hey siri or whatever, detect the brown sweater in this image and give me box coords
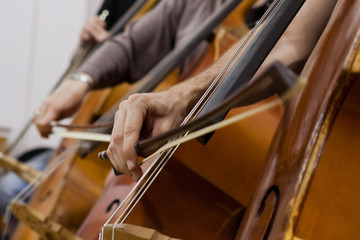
[77,0,224,89]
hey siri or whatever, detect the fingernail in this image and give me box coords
[130,171,140,181]
[126,160,135,170]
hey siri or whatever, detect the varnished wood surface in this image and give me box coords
[174,97,283,206]
[9,85,129,239]
[295,76,360,239]
[234,1,360,239]
[80,159,244,240]
[0,137,6,152]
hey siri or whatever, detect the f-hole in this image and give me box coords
[105,199,121,214]
[257,185,280,240]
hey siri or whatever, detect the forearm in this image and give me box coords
[172,0,337,115]
[169,38,245,114]
[253,0,337,80]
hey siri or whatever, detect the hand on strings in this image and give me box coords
[80,16,109,43]
[33,79,91,138]
[105,89,189,181]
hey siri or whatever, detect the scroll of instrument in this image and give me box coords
[233,0,360,239]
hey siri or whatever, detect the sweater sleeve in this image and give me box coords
[77,0,185,89]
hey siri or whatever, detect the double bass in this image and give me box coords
[7,0,251,239]
[234,0,360,239]
[75,0,273,239]
[95,0,351,239]
[82,0,313,239]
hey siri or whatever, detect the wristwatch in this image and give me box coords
[67,72,94,89]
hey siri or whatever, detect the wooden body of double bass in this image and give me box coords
[234,1,360,239]
[9,85,130,240]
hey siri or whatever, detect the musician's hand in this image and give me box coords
[105,89,189,181]
[34,79,90,138]
[80,16,109,43]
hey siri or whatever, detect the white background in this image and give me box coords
[0,0,101,156]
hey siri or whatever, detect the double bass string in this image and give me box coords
[185,0,281,122]
[10,144,78,201]
[50,74,307,166]
[138,76,306,166]
[1,143,80,237]
[99,0,283,237]
[107,0,282,228]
